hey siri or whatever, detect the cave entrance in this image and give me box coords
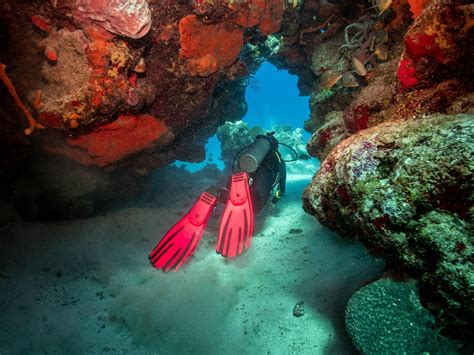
[244,61,310,139]
[241,61,319,177]
[175,61,317,174]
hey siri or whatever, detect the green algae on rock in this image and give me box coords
[303,113,474,338]
[345,278,461,354]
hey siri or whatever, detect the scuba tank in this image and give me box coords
[234,132,286,212]
[238,135,274,173]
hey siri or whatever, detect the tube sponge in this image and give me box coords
[0,63,44,135]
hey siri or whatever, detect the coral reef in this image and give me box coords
[346,278,460,353]
[0,0,472,349]
[0,0,286,175]
[303,113,473,337]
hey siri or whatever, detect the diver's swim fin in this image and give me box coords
[149,192,217,272]
[216,172,254,258]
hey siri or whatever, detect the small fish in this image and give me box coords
[352,57,367,76]
[372,0,392,15]
[134,57,146,73]
[342,72,359,88]
[374,44,388,61]
[320,70,342,89]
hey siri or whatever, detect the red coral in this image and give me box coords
[45,48,58,62]
[45,115,171,166]
[407,0,430,19]
[84,26,113,69]
[343,105,371,133]
[234,0,285,35]
[405,33,445,64]
[317,128,332,148]
[38,112,62,129]
[397,58,419,89]
[373,215,390,231]
[234,0,264,28]
[179,15,243,76]
[336,185,352,205]
[258,0,285,35]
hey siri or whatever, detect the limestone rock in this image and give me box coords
[303,113,474,336]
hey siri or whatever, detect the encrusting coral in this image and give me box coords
[303,113,474,338]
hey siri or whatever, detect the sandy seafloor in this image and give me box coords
[0,168,384,354]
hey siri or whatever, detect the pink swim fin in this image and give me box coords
[216,172,254,258]
[149,192,217,272]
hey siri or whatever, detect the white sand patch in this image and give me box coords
[0,177,383,354]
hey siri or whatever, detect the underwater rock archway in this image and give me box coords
[0,0,472,351]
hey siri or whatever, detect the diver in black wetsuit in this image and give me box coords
[238,132,287,212]
[149,132,293,271]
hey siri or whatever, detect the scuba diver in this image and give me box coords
[149,132,295,272]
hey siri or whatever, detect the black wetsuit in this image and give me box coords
[208,134,286,213]
[248,135,286,213]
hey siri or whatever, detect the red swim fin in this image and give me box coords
[216,172,254,258]
[149,192,217,272]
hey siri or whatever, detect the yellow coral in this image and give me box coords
[107,41,130,78]
[0,63,44,135]
[425,17,453,51]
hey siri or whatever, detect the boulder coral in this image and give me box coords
[303,113,474,337]
[346,278,460,353]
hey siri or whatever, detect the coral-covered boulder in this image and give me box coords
[303,114,474,337]
[307,111,349,161]
[45,115,173,167]
[346,279,460,353]
[179,15,244,76]
[73,0,152,38]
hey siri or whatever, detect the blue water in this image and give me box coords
[244,61,310,135]
[176,61,310,172]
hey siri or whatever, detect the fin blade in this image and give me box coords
[149,192,217,271]
[217,172,254,258]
